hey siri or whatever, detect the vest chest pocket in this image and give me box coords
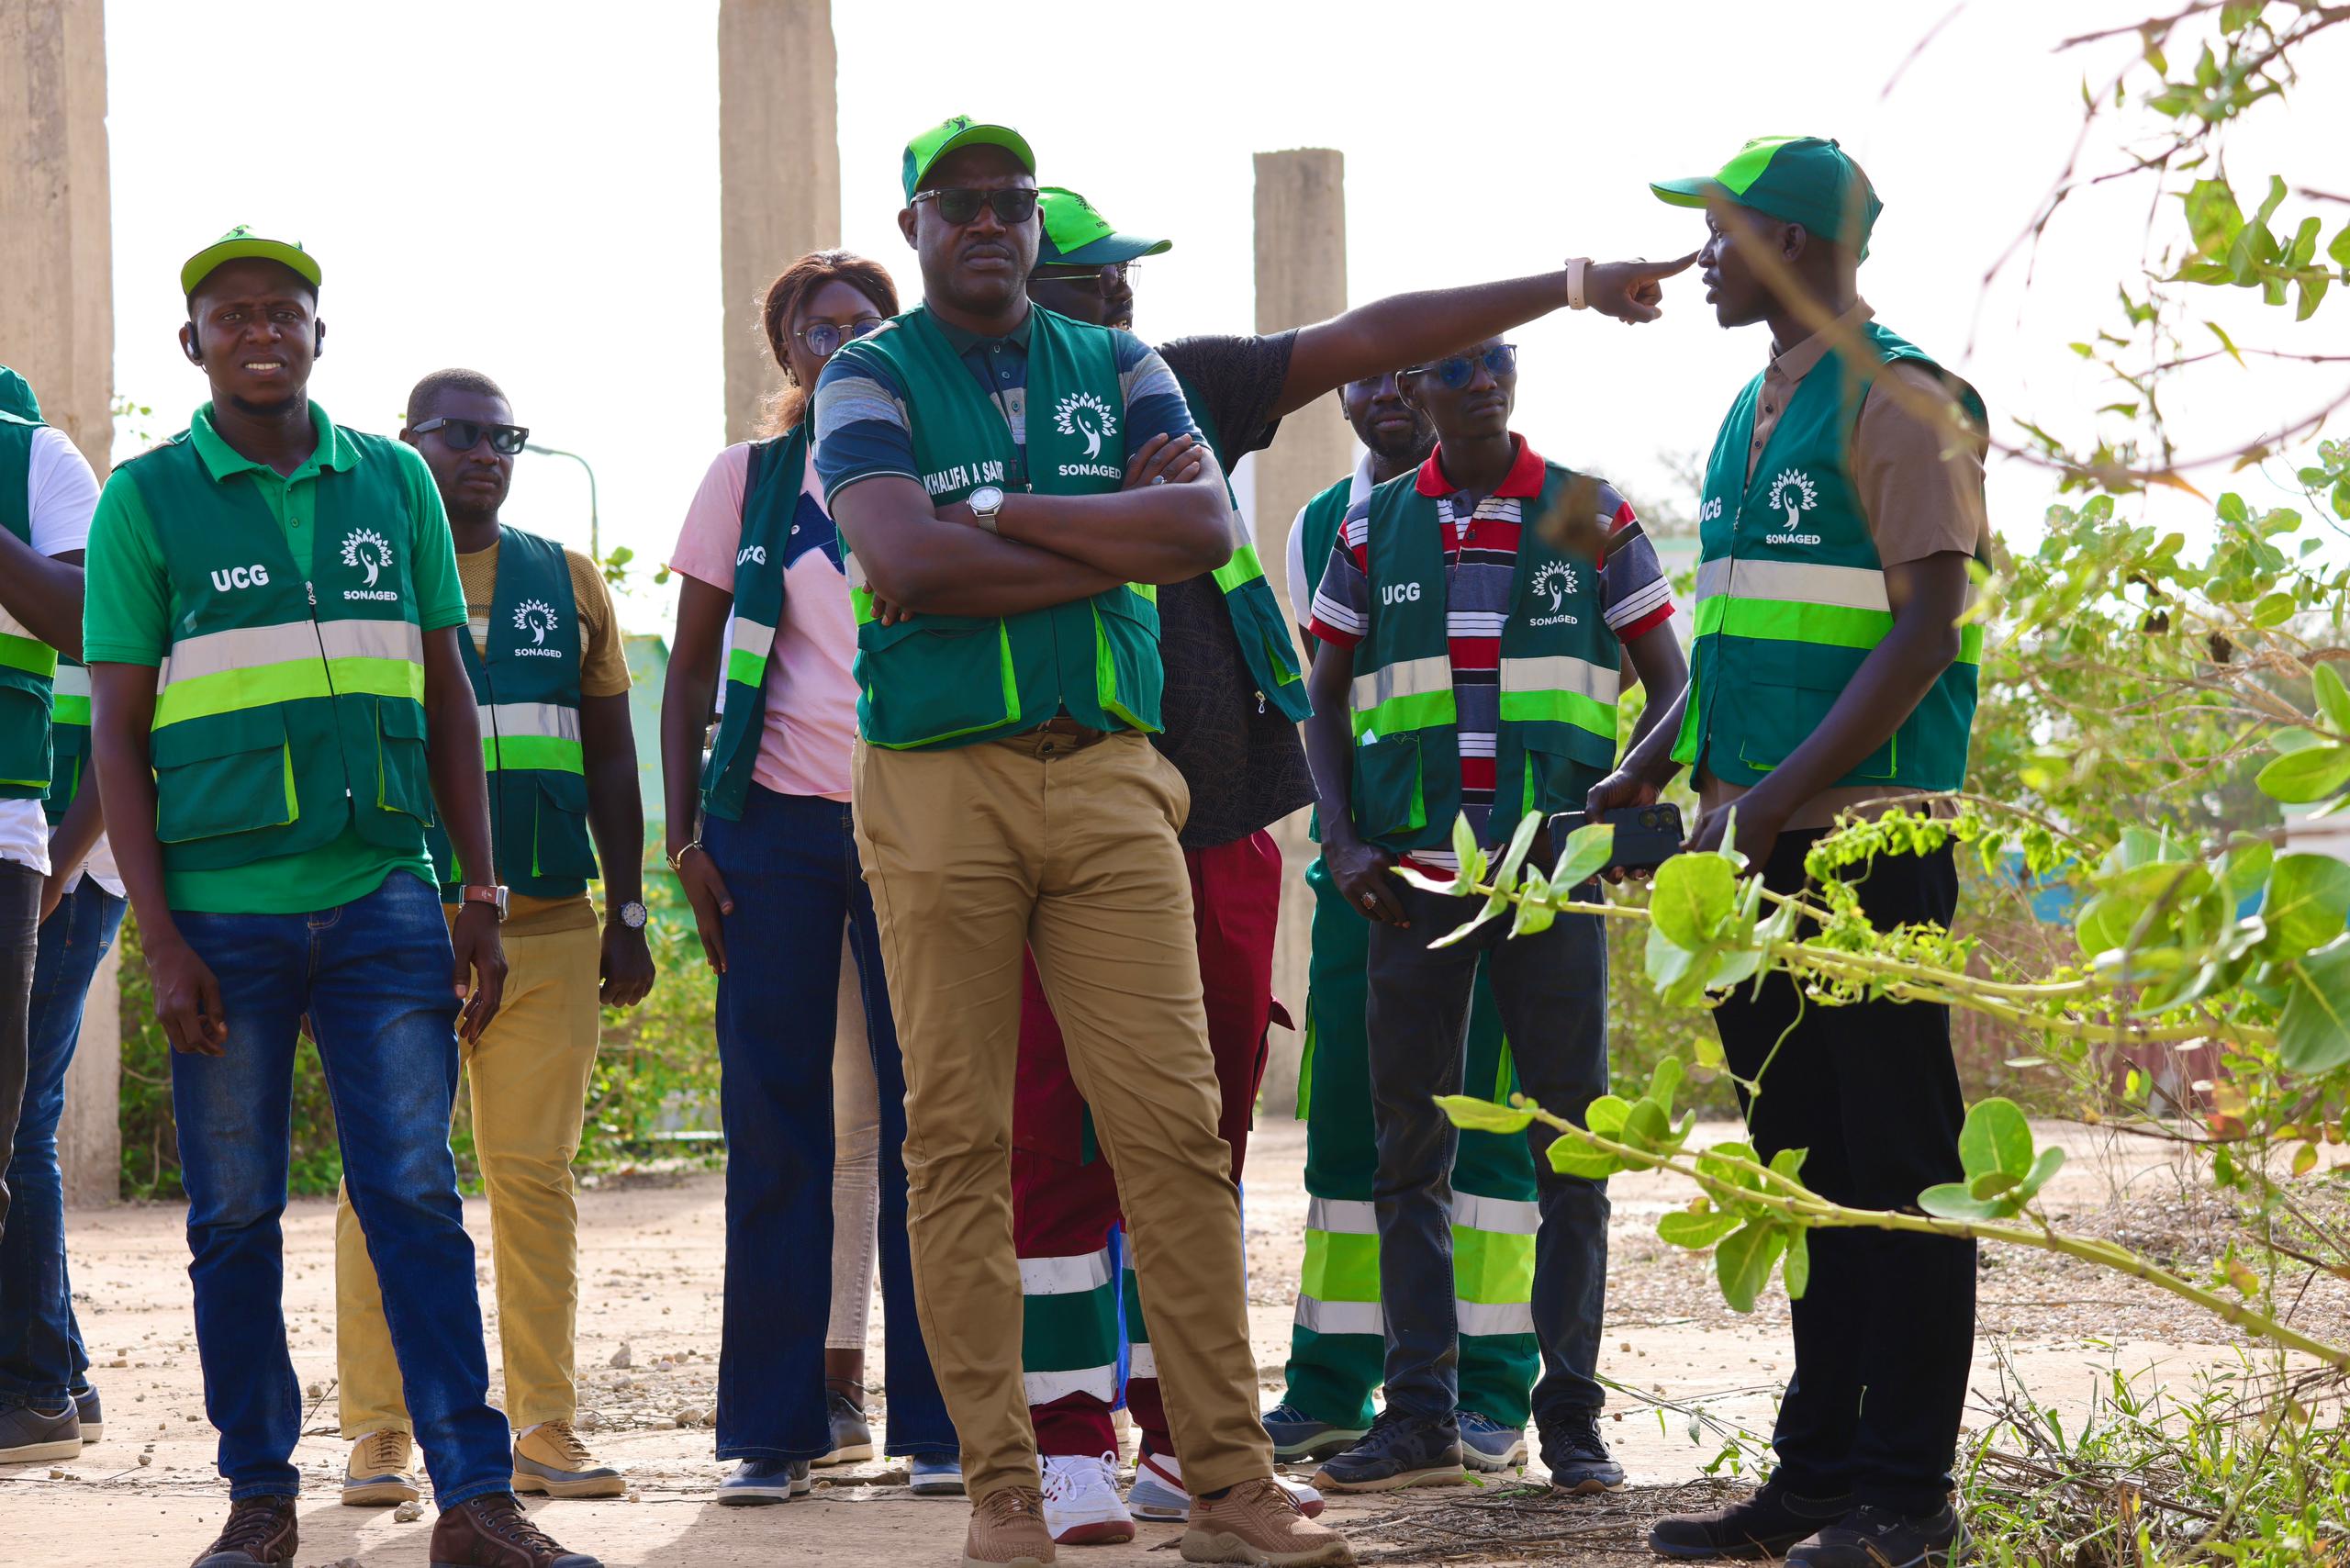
[1519,730,1609,818]
[857,613,1014,748]
[1091,590,1163,732]
[531,770,599,880]
[151,708,295,843]
[1734,677,1894,779]
[375,701,439,823]
[1350,731,1427,843]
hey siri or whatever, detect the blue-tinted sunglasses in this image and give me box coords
[1404,343,1517,390]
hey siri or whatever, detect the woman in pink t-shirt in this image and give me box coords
[660,252,957,1502]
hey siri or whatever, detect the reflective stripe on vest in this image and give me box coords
[480,700,582,773]
[1294,1193,1537,1338]
[1349,655,1454,740]
[50,659,90,726]
[0,613,56,679]
[723,614,778,694]
[154,618,425,728]
[1691,557,1984,662]
[1496,655,1619,737]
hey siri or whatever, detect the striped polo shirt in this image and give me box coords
[1308,434,1674,872]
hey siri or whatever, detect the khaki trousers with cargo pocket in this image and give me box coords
[852,728,1272,1503]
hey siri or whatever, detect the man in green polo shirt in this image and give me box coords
[1595,140,1988,1568]
[83,230,600,1568]
[814,118,1352,1568]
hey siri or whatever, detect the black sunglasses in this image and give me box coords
[912,186,1040,226]
[1031,261,1139,296]
[794,317,887,359]
[413,417,529,455]
[1404,343,1518,391]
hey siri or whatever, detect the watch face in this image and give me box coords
[970,485,1005,513]
[621,902,649,929]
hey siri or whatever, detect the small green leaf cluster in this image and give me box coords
[1919,1098,2066,1222]
[1394,812,1617,946]
[1642,846,1768,1007]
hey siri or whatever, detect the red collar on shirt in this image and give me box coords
[1416,433,1546,499]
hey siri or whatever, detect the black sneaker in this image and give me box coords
[1310,1408,1467,1493]
[1648,1481,1856,1560]
[1537,1408,1626,1494]
[1786,1503,1972,1568]
[0,1400,81,1463]
[191,1495,297,1566]
[72,1384,103,1442]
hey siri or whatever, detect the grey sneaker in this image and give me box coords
[1262,1401,1368,1463]
[1456,1409,1528,1471]
[718,1458,811,1506]
[0,1400,81,1463]
[817,1390,876,1466]
[73,1384,103,1443]
[1312,1410,1467,1494]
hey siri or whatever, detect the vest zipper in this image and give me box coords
[304,579,356,803]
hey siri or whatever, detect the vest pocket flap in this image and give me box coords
[538,768,589,814]
[1518,726,1613,813]
[1735,678,1894,779]
[378,700,429,741]
[1094,588,1160,637]
[151,710,293,843]
[373,700,438,823]
[859,612,995,652]
[1350,731,1427,843]
[531,769,599,880]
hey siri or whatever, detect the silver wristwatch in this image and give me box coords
[968,484,1006,534]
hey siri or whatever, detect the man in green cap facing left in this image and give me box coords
[1591,138,1990,1567]
[82,230,601,1568]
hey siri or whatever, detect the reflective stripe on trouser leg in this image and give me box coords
[1019,1245,1121,1408]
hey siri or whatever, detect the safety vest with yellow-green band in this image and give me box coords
[0,406,59,800]
[699,424,809,822]
[1671,320,1986,791]
[833,304,1162,749]
[44,657,90,824]
[425,526,596,900]
[1293,469,1359,845]
[120,430,437,873]
[1348,461,1621,855]
[1173,372,1309,722]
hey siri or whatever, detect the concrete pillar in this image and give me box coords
[718,0,842,445]
[3,0,118,1204]
[1250,150,1349,1120]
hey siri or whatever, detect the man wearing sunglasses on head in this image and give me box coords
[1301,337,1684,1498]
[1002,187,1695,1540]
[81,230,602,1567]
[814,116,1351,1568]
[325,369,655,1515]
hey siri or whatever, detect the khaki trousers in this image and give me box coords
[335,916,602,1436]
[853,730,1271,1501]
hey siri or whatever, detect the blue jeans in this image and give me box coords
[707,786,952,1461]
[170,871,508,1503]
[0,878,125,1407]
[1366,880,1612,1430]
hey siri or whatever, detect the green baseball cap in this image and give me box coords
[1036,188,1171,267]
[182,225,322,297]
[901,115,1035,203]
[1651,136,1882,259]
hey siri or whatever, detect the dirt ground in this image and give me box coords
[2,1116,2326,1567]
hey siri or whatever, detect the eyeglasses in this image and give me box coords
[794,317,887,358]
[1403,343,1518,391]
[1030,262,1139,297]
[912,186,1040,226]
[412,417,529,455]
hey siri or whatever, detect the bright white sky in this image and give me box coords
[99,0,2349,631]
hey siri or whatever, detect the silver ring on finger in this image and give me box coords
[1150,474,1168,485]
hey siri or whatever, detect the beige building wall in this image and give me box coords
[1249,150,1348,1119]
[718,0,843,444]
[1,0,118,1204]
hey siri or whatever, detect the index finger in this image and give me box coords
[1639,249,1702,276]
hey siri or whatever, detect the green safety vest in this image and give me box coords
[1671,320,1986,792]
[1346,461,1621,855]
[1172,372,1309,721]
[1293,464,1368,845]
[0,388,59,800]
[44,656,90,823]
[425,526,597,899]
[833,304,1163,749]
[699,425,809,822]
[121,428,438,872]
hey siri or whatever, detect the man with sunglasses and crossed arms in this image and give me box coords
[1302,337,1684,1497]
[330,369,655,1512]
[82,230,601,1568]
[1006,188,1694,1541]
[813,116,1351,1568]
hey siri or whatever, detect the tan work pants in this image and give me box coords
[852,729,1270,1501]
[335,917,602,1435]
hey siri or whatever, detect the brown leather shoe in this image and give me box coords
[1181,1476,1355,1567]
[190,1495,297,1566]
[963,1485,1057,1568]
[427,1492,603,1567]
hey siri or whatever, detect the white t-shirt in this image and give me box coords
[1267,449,1378,629]
[0,425,102,882]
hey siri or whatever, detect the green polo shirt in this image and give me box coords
[83,400,467,914]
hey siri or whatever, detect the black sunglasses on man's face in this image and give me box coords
[912,186,1040,227]
[413,417,529,456]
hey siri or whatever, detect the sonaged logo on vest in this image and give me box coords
[1530,561,1582,628]
[210,564,271,592]
[1053,391,1121,477]
[340,528,400,600]
[1764,469,1821,544]
[513,597,562,657]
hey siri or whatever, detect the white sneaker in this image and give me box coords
[1128,1447,1326,1522]
[1042,1451,1137,1545]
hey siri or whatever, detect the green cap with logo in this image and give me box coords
[901,115,1036,202]
[181,226,322,298]
[1036,188,1171,267]
[1651,136,1882,259]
